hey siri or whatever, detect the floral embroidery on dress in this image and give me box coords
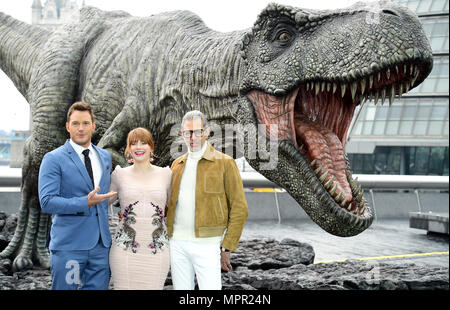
[147,202,169,254]
[114,201,140,253]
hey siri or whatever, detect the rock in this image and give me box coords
[0,230,447,290]
[0,273,15,290]
[0,213,17,239]
[222,260,449,290]
[0,258,12,276]
[231,238,315,270]
[0,211,7,221]
[0,267,51,290]
[13,268,52,290]
[0,213,17,252]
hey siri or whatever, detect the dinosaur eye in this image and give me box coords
[278,32,292,42]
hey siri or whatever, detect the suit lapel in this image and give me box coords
[64,140,94,190]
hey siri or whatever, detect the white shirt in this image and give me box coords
[172,142,221,243]
[69,139,103,189]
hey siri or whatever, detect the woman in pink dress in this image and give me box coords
[109,127,172,290]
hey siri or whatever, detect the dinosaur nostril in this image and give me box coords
[382,9,399,17]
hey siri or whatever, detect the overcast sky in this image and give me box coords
[0,0,367,132]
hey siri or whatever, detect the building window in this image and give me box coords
[348,146,449,175]
[350,98,448,137]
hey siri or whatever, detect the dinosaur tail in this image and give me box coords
[0,12,50,101]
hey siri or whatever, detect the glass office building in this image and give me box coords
[345,0,449,175]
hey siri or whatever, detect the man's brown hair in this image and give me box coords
[66,101,94,123]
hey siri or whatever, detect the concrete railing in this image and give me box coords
[1,168,448,222]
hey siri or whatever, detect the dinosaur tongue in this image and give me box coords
[247,87,356,203]
[294,111,352,202]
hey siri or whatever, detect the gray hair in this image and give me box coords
[181,110,208,128]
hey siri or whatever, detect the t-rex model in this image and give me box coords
[0,1,432,270]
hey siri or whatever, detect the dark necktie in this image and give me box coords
[82,149,95,188]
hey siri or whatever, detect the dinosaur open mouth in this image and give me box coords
[247,62,422,219]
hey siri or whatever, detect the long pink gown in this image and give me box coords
[108,165,172,290]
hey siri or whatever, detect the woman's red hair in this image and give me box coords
[124,127,155,160]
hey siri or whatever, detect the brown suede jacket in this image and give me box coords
[166,142,249,251]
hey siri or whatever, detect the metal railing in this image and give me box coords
[240,172,448,223]
[1,169,448,190]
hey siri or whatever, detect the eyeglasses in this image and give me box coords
[181,129,205,138]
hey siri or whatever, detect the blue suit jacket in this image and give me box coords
[38,139,112,251]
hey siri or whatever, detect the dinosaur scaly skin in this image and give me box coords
[0,1,432,270]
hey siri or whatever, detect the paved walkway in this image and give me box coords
[241,219,449,267]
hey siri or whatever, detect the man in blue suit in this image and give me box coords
[38,101,117,290]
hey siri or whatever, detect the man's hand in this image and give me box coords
[221,251,232,271]
[88,186,117,206]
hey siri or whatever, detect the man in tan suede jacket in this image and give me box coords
[166,110,248,290]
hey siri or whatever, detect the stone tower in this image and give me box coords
[31,0,43,25]
[31,0,82,30]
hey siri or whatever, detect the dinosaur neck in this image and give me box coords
[0,12,50,101]
[182,31,245,99]
[146,11,246,107]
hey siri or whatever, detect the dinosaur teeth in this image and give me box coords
[389,85,395,106]
[350,177,359,190]
[347,202,353,211]
[319,170,329,182]
[360,79,366,95]
[314,165,323,175]
[374,91,379,105]
[381,88,386,105]
[321,81,326,92]
[369,75,373,89]
[341,83,347,98]
[315,81,320,95]
[335,191,343,202]
[310,159,316,167]
[359,203,366,215]
[411,69,419,86]
[341,198,348,207]
[333,83,337,94]
[356,190,364,202]
[327,82,331,92]
[346,171,352,180]
[324,176,335,189]
[351,82,357,101]
[404,81,410,93]
[399,83,403,98]
[377,72,381,83]
[386,68,390,80]
[329,183,337,195]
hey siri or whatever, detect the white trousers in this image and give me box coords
[169,239,222,290]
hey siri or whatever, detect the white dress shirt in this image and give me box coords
[69,139,103,189]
